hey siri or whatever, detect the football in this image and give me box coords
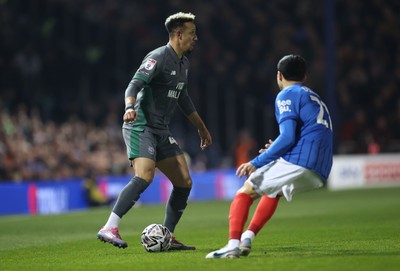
[141,224,172,252]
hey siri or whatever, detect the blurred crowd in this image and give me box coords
[0,0,399,182]
[0,104,130,181]
[335,1,400,153]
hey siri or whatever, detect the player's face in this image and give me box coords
[180,22,198,53]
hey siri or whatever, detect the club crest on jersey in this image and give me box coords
[148,146,155,155]
[144,58,157,70]
[277,99,292,114]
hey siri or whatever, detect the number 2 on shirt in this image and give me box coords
[310,95,333,131]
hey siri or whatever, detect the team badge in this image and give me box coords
[144,58,157,70]
[148,146,155,155]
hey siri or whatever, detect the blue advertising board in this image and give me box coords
[0,169,240,216]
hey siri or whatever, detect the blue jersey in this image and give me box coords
[251,84,333,181]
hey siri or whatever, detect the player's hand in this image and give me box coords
[198,128,212,150]
[123,109,137,123]
[236,162,256,179]
[259,139,274,153]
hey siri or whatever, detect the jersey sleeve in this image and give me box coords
[250,118,297,168]
[177,83,196,116]
[133,51,163,84]
[275,88,301,125]
[124,78,145,98]
[250,86,302,168]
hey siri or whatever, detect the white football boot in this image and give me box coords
[205,246,240,259]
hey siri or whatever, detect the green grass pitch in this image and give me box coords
[1,186,399,271]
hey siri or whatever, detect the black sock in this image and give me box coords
[112,176,149,218]
[163,186,191,233]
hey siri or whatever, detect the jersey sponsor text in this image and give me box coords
[277,99,292,114]
[168,90,181,99]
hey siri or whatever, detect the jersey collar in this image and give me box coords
[167,43,184,63]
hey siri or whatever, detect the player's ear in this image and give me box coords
[277,71,283,81]
[176,30,182,40]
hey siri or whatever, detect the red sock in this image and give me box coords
[247,196,280,235]
[229,193,254,240]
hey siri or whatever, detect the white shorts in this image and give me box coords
[247,158,324,202]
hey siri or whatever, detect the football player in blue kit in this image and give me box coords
[206,54,333,259]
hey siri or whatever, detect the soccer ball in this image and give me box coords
[141,224,172,252]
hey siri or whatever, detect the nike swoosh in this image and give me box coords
[212,250,236,258]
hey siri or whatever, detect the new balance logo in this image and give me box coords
[170,70,176,75]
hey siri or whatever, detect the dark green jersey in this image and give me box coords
[126,43,196,133]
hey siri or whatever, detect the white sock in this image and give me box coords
[104,212,121,229]
[241,230,255,241]
[227,239,240,250]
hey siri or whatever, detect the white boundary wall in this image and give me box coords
[328,154,400,190]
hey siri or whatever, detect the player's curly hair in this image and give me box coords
[277,54,307,81]
[165,12,196,34]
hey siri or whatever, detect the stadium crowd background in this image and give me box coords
[0,0,399,182]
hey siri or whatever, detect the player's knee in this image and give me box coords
[181,176,192,188]
[135,171,155,183]
[237,181,259,199]
[169,175,192,188]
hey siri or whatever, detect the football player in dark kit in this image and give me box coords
[97,12,212,250]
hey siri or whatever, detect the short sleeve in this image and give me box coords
[133,52,163,83]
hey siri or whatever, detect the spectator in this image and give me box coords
[1,0,399,181]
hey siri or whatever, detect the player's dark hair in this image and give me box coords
[277,55,307,81]
[165,12,195,34]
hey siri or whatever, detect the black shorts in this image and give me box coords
[122,126,183,162]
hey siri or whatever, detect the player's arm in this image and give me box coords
[250,118,297,168]
[123,53,160,122]
[186,111,212,150]
[178,91,212,150]
[259,139,274,153]
[123,78,144,122]
[236,119,296,178]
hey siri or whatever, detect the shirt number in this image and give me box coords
[310,95,333,131]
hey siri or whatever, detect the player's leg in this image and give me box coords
[205,181,261,259]
[157,154,195,250]
[238,158,324,256]
[239,195,280,256]
[97,128,156,248]
[97,158,155,248]
[110,157,155,223]
[206,160,282,259]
